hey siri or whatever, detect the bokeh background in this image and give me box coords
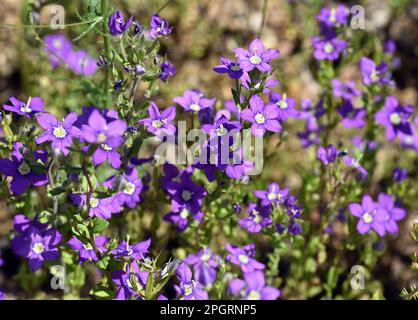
[0,0,417,299]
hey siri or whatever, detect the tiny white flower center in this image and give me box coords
[101,144,113,151]
[18,162,31,175]
[20,103,32,113]
[324,42,334,53]
[200,252,211,262]
[180,208,189,219]
[123,182,136,195]
[189,103,201,112]
[53,125,67,138]
[238,254,249,264]
[53,39,62,49]
[329,8,337,23]
[389,112,401,125]
[97,133,107,143]
[231,63,241,71]
[32,242,45,254]
[363,212,373,224]
[250,55,262,65]
[370,70,380,81]
[248,290,261,300]
[90,197,99,208]
[216,125,228,136]
[152,120,163,128]
[181,190,193,201]
[255,113,266,124]
[277,100,288,109]
[268,192,277,201]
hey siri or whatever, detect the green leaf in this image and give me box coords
[92,218,110,233]
[145,273,154,300]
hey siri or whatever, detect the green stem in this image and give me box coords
[102,0,111,109]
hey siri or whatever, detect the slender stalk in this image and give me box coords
[101,0,111,109]
[258,0,268,37]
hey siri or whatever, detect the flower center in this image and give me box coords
[389,112,401,125]
[324,42,334,53]
[53,125,67,138]
[363,212,373,224]
[90,197,99,208]
[181,190,193,202]
[216,125,228,136]
[189,103,200,112]
[20,103,32,113]
[152,120,163,128]
[250,55,262,65]
[97,133,107,143]
[370,70,380,81]
[53,39,62,49]
[200,252,211,262]
[116,18,123,24]
[247,290,261,300]
[18,162,31,175]
[238,254,249,264]
[268,192,277,201]
[123,182,136,195]
[255,113,266,124]
[101,144,113,151]
[179,208,189,219]
[183,282,195,296]
[329,8,337,23]
[230,63,241,71]
[277,100,288,109]
[32,242,45,254]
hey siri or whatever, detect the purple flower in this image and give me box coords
[235,38,279,73]
[393,167,408,182]
[111,265,149,300]
[35,112,80,155]
[337,100,366,129]
[108,11,133,36]
[288,221,302,236]
[312,35,347,61]
[384,39,396,54]
[239,203,272,233]
[44,33,72,67]
[164,207,203,232]
[67,236,109,264]
[268,92,298,121]
[174,263,208,300]
[229,271,280,300]
[375,95,413,141]
[2,96,44,118]
[160,60,176,81]
[331,79,361,100]
[376,193,406,234]
[11,222,61,272]
[112,238,151,260]
[0,289,4,300]
[240,95,281,136]
[297,118,323,148]
[70,193,121,219]
[139,102,176,137]
[254,183,289,206]
[213,57,243,79]
[241,73,279,93]
[348,195,386,236]
[343,156,368,180]
[67,49,98,76]
[226,243,265,273]
[166,170,206,214]
[113,167,145,209]
[184,248,221,286]
[149,13,172,39]
[173,90,216,113]
[359,57,391,86]
[316,6,349,27]
[317,144,338,165]
[0,142,48,195]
